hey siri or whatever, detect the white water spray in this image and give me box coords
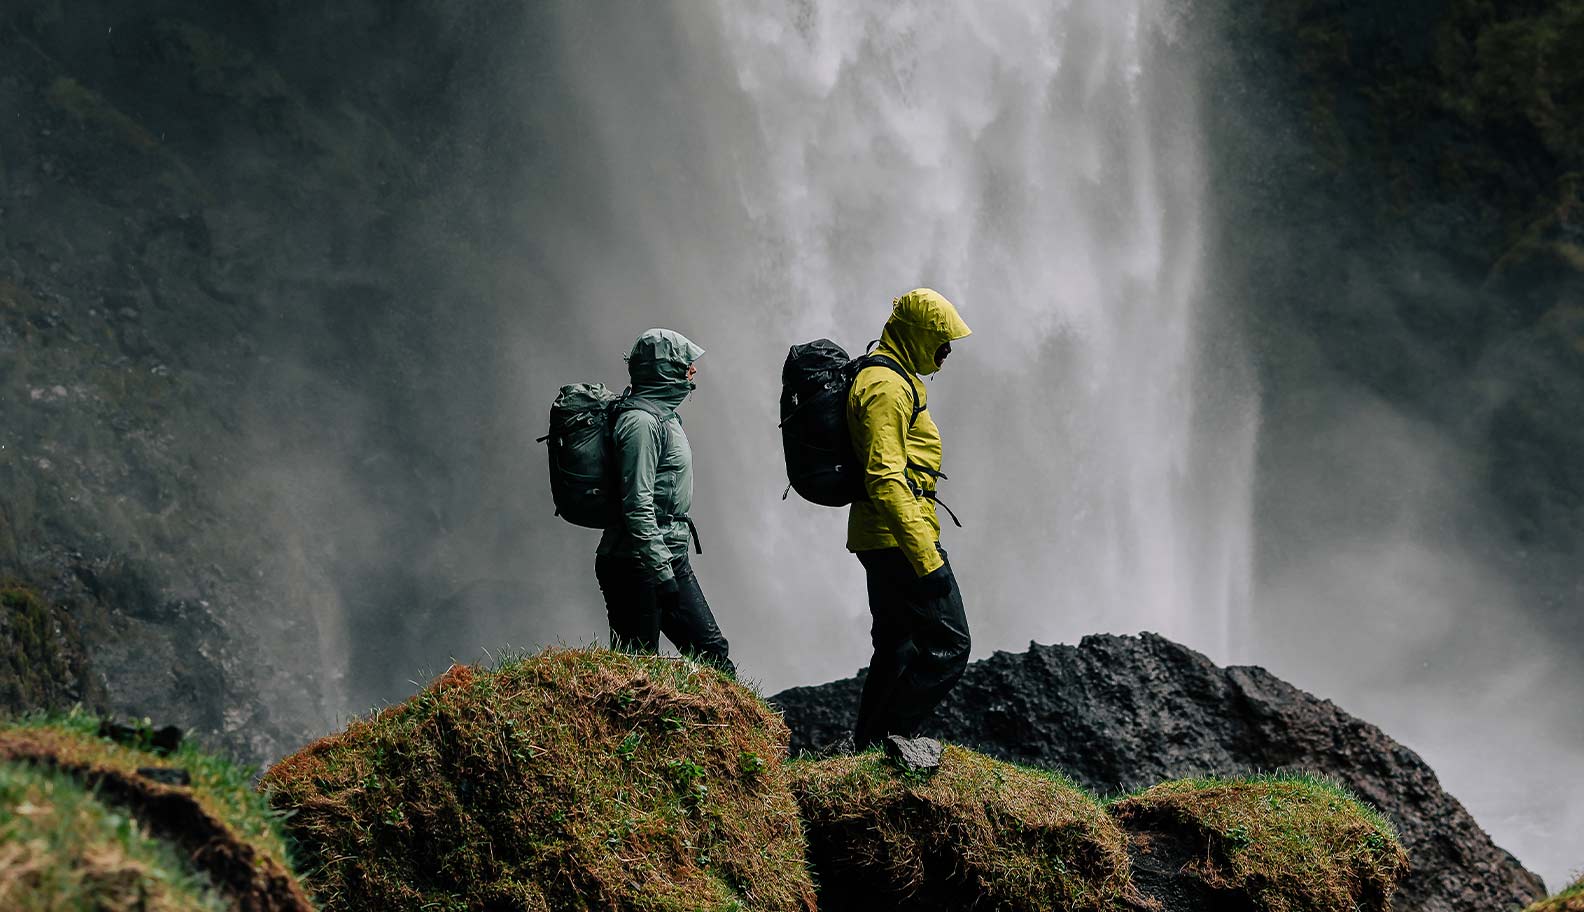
[537,0,1258,686]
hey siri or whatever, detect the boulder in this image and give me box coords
[773,633,1545,912]
[264,648,817,912]
[790,745,1146,912]
[1112,774,1407,912]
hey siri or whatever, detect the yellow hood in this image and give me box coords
[878,288,971,376]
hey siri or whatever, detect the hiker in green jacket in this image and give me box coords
[596,328,734,675]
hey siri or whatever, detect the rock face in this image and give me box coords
[1199,0,1583,638]
[0,0,568,759]
[773,633,1546,912]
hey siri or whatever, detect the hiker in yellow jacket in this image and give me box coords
[846,288,972,749]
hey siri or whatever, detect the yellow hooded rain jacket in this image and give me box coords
[846,288,972,576]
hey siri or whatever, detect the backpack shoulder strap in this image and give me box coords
[855,354,923,428]
[610,395,674,446]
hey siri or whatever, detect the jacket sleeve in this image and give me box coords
[612,409,675,584]
[850,373,945,577]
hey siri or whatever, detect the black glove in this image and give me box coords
[916,561,955,600]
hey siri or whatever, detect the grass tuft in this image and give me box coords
[0,760,226,911]
[0,709,308,910]
[1109,772,1408,912]
[262,646,816,911]
[1525,874,1584,912]
[789,745,1147,911]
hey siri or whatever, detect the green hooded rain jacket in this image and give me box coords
[846,288,972,577]
[596,328,704,585]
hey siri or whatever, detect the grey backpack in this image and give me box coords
[539,384,667,528]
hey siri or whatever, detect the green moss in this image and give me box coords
[1243,0,1584,258]
[0,761,225,911]
[1525,875,1584,912]
[0,711,306,910]
[263,648,816,912]
[0,583,94,715]
[789,746,1142,911]
[1468,4,1584,159]
[1109,772,1407,912]
[0,278,36,311]
[5,710,298,872]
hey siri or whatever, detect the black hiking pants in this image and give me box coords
[595,552,735,676]
[852,545,970,749]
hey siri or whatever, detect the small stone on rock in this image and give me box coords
[884,735,943,774]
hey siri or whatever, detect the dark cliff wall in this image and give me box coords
[0,0,558,757]
[1202,0,1583,600]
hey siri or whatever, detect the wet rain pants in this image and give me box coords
[852,544,970,749]
[596,552,735,676]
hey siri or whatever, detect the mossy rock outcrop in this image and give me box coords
[1111,774,1408,912]
[1526,877,1584,912]
[0,712,309,911]
[262,648,817,912]
[1,582,104,716]
[790,746,1147,912]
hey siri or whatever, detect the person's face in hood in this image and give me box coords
[626,328,704,403]
[880,288,972,376]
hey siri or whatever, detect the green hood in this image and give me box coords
[878,288,972,376]
[626,328,704,408]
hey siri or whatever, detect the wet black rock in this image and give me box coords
[773,633,1546,912]
[99,718,184,756]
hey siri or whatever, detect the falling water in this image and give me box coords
[534,0,1259,687]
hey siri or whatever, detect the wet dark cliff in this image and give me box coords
[1200,0,1583,609]
[1,1,555,758]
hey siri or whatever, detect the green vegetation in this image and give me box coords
[1251,0,1584,264]
[1525,874,1584,912]
[789,746,1143,911]
[0,710,307,910]
[1,583,100,716]
[1109,772,1408,912]
[262,648,816,912]
[0,761,224,911]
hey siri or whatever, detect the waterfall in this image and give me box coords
[537,0,1258,686]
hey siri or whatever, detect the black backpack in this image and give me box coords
[778,340,920,507]
[540,384,669,528]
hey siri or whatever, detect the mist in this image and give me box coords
[200,0,1581,888]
